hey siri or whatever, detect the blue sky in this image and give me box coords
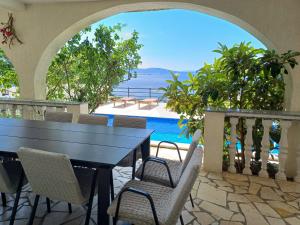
[90,9,265,71]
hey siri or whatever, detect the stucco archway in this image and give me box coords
[0,0,299,111]
[34,2,277,100]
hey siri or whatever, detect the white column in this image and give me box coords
[203,111,225,173]
[243,118,255,175]
[293,120,300,181]
[259,120,273,178]
[276,120,291,180]
[228,117,239,173]
[295,152,300,182]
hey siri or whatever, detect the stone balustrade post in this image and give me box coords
[243,118,255,175]
[67,103,89,123]
[276,120,291,180]
[259,120,273,178]
[228,117,239,173]
[203,111,225,173]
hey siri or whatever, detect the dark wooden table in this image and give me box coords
[0,118,153,225]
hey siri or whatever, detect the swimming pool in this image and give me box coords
[96,114,192,144]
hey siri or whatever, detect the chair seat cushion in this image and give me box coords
[135,158,182,187]
[107,180,173,225]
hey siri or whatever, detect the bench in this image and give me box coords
[138,98,159,109]
[112,97,137,107]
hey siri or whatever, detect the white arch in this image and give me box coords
[34,1,277,99]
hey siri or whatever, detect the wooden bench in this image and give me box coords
[113,97,137,107]
[138,98,159,109]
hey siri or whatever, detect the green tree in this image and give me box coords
[162,42,300,171]
[47,24,142,112]
[0,49,18,95]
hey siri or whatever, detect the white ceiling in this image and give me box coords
[21,0,97,2]
[0,0,98,11]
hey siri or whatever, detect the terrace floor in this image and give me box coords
[0,148,299,225]
[95,102,180,118]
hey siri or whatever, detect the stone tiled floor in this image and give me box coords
[185,171,300,225]
[0,148,300,225]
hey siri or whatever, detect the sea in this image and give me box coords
[112,68,195,100]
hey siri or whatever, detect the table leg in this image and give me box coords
[141,137,150,161]
[132,148,137,180]
[98,167,112,225]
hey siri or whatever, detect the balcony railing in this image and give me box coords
[203,109,300,182]
[112,87,166,101]
[0,98,88,122]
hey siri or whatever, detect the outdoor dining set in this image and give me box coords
[0,111,202,225]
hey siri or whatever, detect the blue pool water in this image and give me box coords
[97,114,192,144]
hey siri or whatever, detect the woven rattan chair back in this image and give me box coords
[44,111,73,123]
[18,147,85,204]
[167,147,203,224]
[78,114,108,126]
[113,115,146,129]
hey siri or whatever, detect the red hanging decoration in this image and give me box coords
[0,13,23,48]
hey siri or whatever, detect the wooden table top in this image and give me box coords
[0,118,153,167]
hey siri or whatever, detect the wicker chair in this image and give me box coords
[77,113,113,201]
[78,114,108,126]
[113,115,147,178]
[17,148,98,225]
[44,111,73,123]
[0,160,26,225]
[135,129,202,207]
[108,147,203,225]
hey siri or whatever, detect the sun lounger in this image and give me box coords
[138,98,159,109]
[113,97,137,107]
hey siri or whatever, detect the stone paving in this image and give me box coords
[0,148,300,224]
[183,171,300,225]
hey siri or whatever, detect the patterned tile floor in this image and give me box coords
[0,148,300,225]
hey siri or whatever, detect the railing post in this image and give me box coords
[243,118,255,175]
[149,88,151,98]
[67,103,88,123]
[203,111,225,173]
[228,117,239,173]
[276,120,291,180]
[127,87,130,97]
[286,121,300,179]
[259,120,273,178]
[23,105,35,120]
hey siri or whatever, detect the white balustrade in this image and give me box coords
[259,120,273,178]
[243,118,255,175]
[228,117,239,173]
[276,120,291,180]
[295,152,300,182]
[204,109,300,182]
[0,98,88,122]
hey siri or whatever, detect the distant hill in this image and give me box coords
[113,68,196,99]
[117,67,196,89]
[132,68,195,76]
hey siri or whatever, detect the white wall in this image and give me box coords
[0,0,299,111]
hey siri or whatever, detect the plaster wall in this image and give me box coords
[0,0,299,111]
